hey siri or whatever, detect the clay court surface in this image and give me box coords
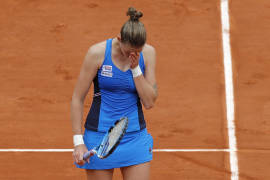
[1,0,270,179]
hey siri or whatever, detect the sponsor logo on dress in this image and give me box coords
[102,65,112,72]
[101,71,113,77]
[101,65,113,77]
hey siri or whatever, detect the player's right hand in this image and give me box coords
[73,144,89,165]
[129,52,140,69]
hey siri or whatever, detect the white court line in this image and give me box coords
[220,0,239,180]
[154,149,231,152]
[0,148,231,152]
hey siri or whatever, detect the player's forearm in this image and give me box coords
[70,98,84,135]
[133,75,157,109]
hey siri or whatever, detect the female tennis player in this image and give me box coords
[70,7,157,180]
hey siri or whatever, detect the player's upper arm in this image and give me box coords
[72,43,105,102]
[143,44,157,93]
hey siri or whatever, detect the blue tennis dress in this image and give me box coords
[75,39,153,170]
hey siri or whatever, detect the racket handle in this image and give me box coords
[83,149,96,161]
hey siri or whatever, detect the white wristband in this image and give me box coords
[73,135,84,147]
[131,65,142,78]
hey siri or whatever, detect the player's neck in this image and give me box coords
[112,38,129,62]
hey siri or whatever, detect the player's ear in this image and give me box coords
[117,34,121,42]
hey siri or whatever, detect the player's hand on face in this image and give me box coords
[73,144,90,165]
[129,52,140,69]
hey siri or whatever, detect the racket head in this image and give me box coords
[96,117,128,159]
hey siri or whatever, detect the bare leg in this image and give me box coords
[120,162,150,180]
[85,169,114,180]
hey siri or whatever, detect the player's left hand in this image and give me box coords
[129,52,140,69]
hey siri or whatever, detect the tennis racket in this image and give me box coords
[83,117,128,160]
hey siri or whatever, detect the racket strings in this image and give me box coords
[96,118,128,158]
[84,118,128,159]
[107,120,126,152]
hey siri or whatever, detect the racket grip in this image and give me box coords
[83,150,96,161]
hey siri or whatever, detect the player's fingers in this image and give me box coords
[128,54,133,61]
[78,152,86,165]
[79,152,84,161]
[77,159,85,166]
[72,150,78,162]
[130,59,135,65]
[132,54,138,60]
[74,152,84,165]
[82,151,90,163]
[130,52,139,58]
[129,53,136,59]
[85,150,95,163]
[72,152,76,162]
[90,150,95,156]
[130,52,135,56]
[73,150,83,164]
[130,55,139,65]
[74,152,80,163]
[134,52,139,58]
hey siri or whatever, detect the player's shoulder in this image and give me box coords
[84,40,107,67]
[142,44,156,55]
[142,43,156,64]
[87,40,107,57]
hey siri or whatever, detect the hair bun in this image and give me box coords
[126,7,143,21]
